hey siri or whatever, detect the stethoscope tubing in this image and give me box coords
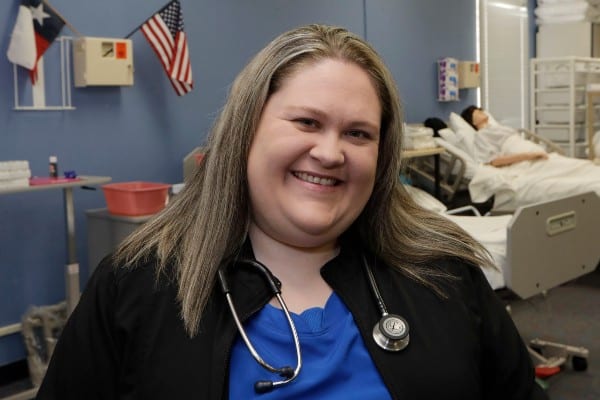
[218,263,302,389]
[219,252,409,393]
[362,254,410,352]
[363,254,389,317]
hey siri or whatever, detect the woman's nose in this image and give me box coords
[309,132,345,167]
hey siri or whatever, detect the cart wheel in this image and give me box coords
[572,356,588,372]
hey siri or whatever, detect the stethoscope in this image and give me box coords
[218,254,409,394]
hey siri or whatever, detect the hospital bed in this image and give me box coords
[406,185,599,372]
[405,185,600,298]
[407,114,600,213]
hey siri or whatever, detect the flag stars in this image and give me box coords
[30,3,50,26]
[162,2,184,35]
[140,0,192,95]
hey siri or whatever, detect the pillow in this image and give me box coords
[448,112,476,157]
[437,128,460,146]
[448,111,475,134]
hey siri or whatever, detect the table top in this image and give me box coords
[0,176,112,195]
[402,147,445,158]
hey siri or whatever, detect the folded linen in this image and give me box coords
[0,178,30,189]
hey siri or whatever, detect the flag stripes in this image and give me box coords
[140,0,193,96]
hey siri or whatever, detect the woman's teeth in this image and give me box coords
[294,172,337,186]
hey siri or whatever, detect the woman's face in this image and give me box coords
[472,108,489,130]
[246,58,381,249]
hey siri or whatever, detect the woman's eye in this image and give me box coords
[294,118,320,130]
[296,118,317,127]
[347,130,370,139]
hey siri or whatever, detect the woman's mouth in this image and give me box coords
[293,171,339,186]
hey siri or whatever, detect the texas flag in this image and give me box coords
[6,0,65,83]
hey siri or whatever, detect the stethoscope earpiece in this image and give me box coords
[253,366,294,393]
[372,314,410,352]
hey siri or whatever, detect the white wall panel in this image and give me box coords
[481,0,529,128]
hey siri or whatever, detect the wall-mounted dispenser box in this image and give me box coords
[73,37,134,87]
[458,61,480,88]
[437,57,459,101]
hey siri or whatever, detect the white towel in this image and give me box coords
[0,178,30,189]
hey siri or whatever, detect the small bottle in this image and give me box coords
[49,156,58,178]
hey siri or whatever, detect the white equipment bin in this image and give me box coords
[73,37,134,87]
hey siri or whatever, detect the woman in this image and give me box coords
[461,105,548,167]
[37,25,546,399]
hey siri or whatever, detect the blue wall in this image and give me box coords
[0,0,477,366]
[366,0,478,121]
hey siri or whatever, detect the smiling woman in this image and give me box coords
[36,24,547,400]
[247,59,380,259]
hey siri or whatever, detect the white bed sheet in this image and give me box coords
[440,112,600,210]
[404,184,510,290]
[435,128,600,211]
[469,152,600,211]
[444,214,511,290]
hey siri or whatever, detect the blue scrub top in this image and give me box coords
[229,292,392,399]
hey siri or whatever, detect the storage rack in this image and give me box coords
[530,57,600,158]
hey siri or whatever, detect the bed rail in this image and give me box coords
[517,129,566,155]
[406,145,469,202]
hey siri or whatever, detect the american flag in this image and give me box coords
[141,0,193,95]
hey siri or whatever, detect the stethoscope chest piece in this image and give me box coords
[372,313,410,352]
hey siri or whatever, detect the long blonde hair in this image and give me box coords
[114,24,494,336]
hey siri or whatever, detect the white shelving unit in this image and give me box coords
[530,57,600,158]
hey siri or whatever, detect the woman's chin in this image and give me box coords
[281,224,343,250]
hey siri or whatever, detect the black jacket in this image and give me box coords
[37,244,547,399]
